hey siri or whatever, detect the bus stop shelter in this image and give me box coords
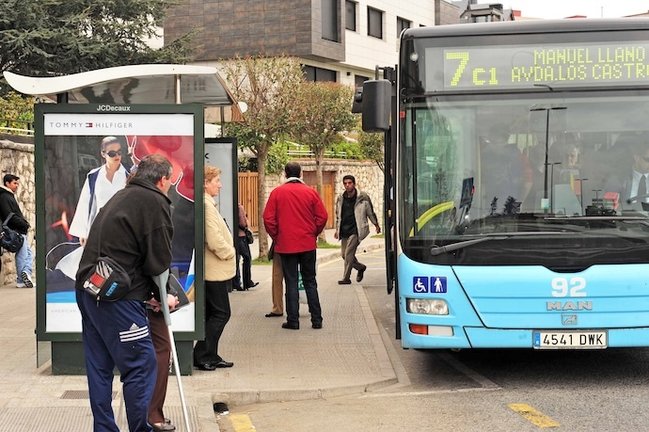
[4,64,241,374]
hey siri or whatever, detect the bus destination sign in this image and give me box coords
[431,41,649,90]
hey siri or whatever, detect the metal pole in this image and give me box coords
[549,162,561,214]
[220,106,225,137]
[174,74,181,104]
[543,109,550,203]
[153,271,192,432]
[577,178,588,215]
[530,105,567,213]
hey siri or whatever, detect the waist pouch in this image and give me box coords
[82,256,132,301]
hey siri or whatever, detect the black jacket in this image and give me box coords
[75,178,174,302]
[0,186,30,234]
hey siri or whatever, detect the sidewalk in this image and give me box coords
[0,230,393,431]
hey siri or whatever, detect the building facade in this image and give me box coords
[164,0,450,86]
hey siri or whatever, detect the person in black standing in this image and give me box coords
[233,202,258,291]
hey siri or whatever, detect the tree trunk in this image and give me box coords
[315,149,327,243]
[256,144,270,259]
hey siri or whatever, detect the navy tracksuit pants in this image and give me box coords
[76,290,157,432]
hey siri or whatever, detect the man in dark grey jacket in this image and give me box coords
[334,174,380,285]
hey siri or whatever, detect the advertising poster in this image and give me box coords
[205,138,238,233]
[37,106,203,336]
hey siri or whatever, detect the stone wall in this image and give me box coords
[0,138,35,285]
[263,158,384,228]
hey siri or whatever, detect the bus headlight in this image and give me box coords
[406,299,449,315]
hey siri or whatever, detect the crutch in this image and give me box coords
[153,270,192,432]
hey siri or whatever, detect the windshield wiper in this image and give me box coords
[430,231,568,256]
[545,215,649,227]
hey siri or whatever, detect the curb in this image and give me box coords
[212,244,396,408]
[211,378,398,407]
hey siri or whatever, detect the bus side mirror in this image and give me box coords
[361,79,391,132]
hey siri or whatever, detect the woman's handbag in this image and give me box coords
[1,212,25,253]
[244,228,254,244]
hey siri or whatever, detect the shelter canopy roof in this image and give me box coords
[3,64,237,107]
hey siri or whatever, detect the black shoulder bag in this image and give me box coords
[1,212,25,253]
[81,222,131,301]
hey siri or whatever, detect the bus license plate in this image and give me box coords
[533,331,607,349]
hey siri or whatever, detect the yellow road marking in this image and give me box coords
[508,403,560,428]
[230,413,256,431]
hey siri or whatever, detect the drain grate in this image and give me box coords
[61,390,117,400]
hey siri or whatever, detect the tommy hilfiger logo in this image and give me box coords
[46,120,134,129]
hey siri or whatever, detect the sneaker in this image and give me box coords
[21,271,34,288]
[338,279,352,285]
[16,282,26,288]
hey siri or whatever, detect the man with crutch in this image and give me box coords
[76,154,178,432]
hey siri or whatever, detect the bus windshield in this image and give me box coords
[399,92,649,268]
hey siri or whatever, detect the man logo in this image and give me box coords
[546,301,592,311]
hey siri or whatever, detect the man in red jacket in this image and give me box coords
[263,162,328,330]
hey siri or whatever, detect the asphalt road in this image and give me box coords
[219,250,649,432]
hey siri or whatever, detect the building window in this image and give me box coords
[322,0,340,42]
[345,0,357,31]
[303,65,337,82]
[397,17,411,37]
[367,7,383,39]
[355,75,369,88]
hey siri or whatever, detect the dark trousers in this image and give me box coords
[193,279,231,364]
[76,290,156,432]
[235,236,253,288]
[280,250,322,326]
[147,310,171,425]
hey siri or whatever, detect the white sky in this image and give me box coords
[504,0,648,19]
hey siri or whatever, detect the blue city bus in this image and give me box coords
[359,18,649,349]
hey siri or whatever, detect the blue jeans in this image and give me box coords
[15,234,33,283]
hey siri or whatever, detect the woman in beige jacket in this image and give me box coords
[193,165,236,371]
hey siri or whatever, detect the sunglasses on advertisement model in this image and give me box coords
[104,150,122,157]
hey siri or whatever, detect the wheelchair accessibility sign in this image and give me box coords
[413,276,447,293]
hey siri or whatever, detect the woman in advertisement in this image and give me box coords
[46,135,194,309]
[68,136,131,244]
